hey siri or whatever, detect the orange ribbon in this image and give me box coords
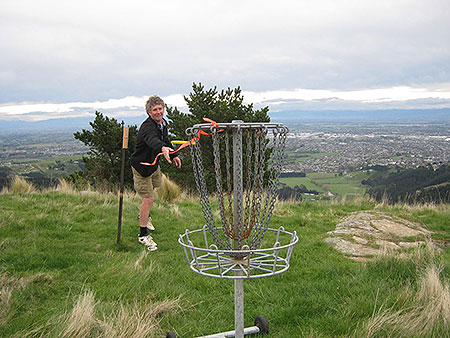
[140,117,222,166]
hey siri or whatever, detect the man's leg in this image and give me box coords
[146,167,162,231]
[137,197,157,250]
[139,197,154,227]
[132,167,157,250]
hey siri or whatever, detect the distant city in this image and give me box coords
[0,132,87,166]
[0,121,449,187]
[284,123,450,173]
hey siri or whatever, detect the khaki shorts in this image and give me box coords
[132,166,162,198]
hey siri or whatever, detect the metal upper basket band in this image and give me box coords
[186,121,289,133]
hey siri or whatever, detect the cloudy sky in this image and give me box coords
[1,0,449,121]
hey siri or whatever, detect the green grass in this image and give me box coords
[281,170,371,199]
[0,191,449,337]
[280,176,326,193]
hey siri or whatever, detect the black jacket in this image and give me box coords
[130,116,174,177]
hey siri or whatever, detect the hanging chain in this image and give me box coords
[188,127,230,250]
[187,123,288,251]
[225,130,233,239]
[252,126,288,248]
[243,128,253,239]
[246,128,267,248]
[211,127,228,236]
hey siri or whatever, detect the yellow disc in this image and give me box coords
[172,140,195,145]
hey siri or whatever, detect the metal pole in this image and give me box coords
[117,124,129,244]
[232,120,244,338]
[234,279,244,338]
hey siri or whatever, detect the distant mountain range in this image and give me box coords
[269,108,450,123]
[1,108,449,134]
[0,116,147,134]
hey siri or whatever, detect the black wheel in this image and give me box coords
[254,315,269,334]
[166,331,176,338]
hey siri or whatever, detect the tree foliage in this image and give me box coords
[164,83,271,191]
[363,164,450,204]
[277,183,320,201]
[73,112,137,189]
[72,84,270,192]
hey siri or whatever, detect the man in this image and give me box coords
[130,96,181,251]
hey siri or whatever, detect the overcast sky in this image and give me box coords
[1,0,449,121]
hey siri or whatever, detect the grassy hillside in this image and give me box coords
[0,187,449,337]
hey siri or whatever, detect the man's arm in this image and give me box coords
[142,124,165,152]
[172,156,181,168]
[161,146,173,163]
[141,123,173,163]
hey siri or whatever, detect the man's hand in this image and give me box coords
[173,156,181,168]
[161,146,173,163]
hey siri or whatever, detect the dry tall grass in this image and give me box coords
[415,265,450,331]
[330,194,372,206]
[62,290,99,338]
[273,199,295,217]
[123,189,140,202]
[100,297,181,338]
[56,178,103,196]
[56,178,77,194]
[0,287,13,326]
[1,176,37,194]
[373,193,449,211]
[155,174,182,203]
[170,204,181,217]
[0,274,29,326]
[133,251,150,270]
[360,244,450,337]
[56,289,181,338]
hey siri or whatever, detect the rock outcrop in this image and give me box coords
[324,211,431,261]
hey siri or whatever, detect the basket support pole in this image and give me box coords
[232,120,244,338]
[234,279,244,338]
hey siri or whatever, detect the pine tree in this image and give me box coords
[163,83,271,192]
[73,112,137,190]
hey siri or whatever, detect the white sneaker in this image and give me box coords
[147,216,155,231]
[138,235,157,251]
[137,214,155,231]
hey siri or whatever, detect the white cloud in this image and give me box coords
[245,86,450,105]
[0,97,144,115]
[0,0,449,106]
[0,94,188,121]
[1,86,449,121]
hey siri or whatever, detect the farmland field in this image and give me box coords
[280,170,371,199]
[285,150,335,163]
[280,176,326,193]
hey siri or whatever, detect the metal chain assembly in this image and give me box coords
[186,121,289,252]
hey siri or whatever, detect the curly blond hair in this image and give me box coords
[145,96,165,113]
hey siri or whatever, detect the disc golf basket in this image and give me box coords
[168,120,298,338]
